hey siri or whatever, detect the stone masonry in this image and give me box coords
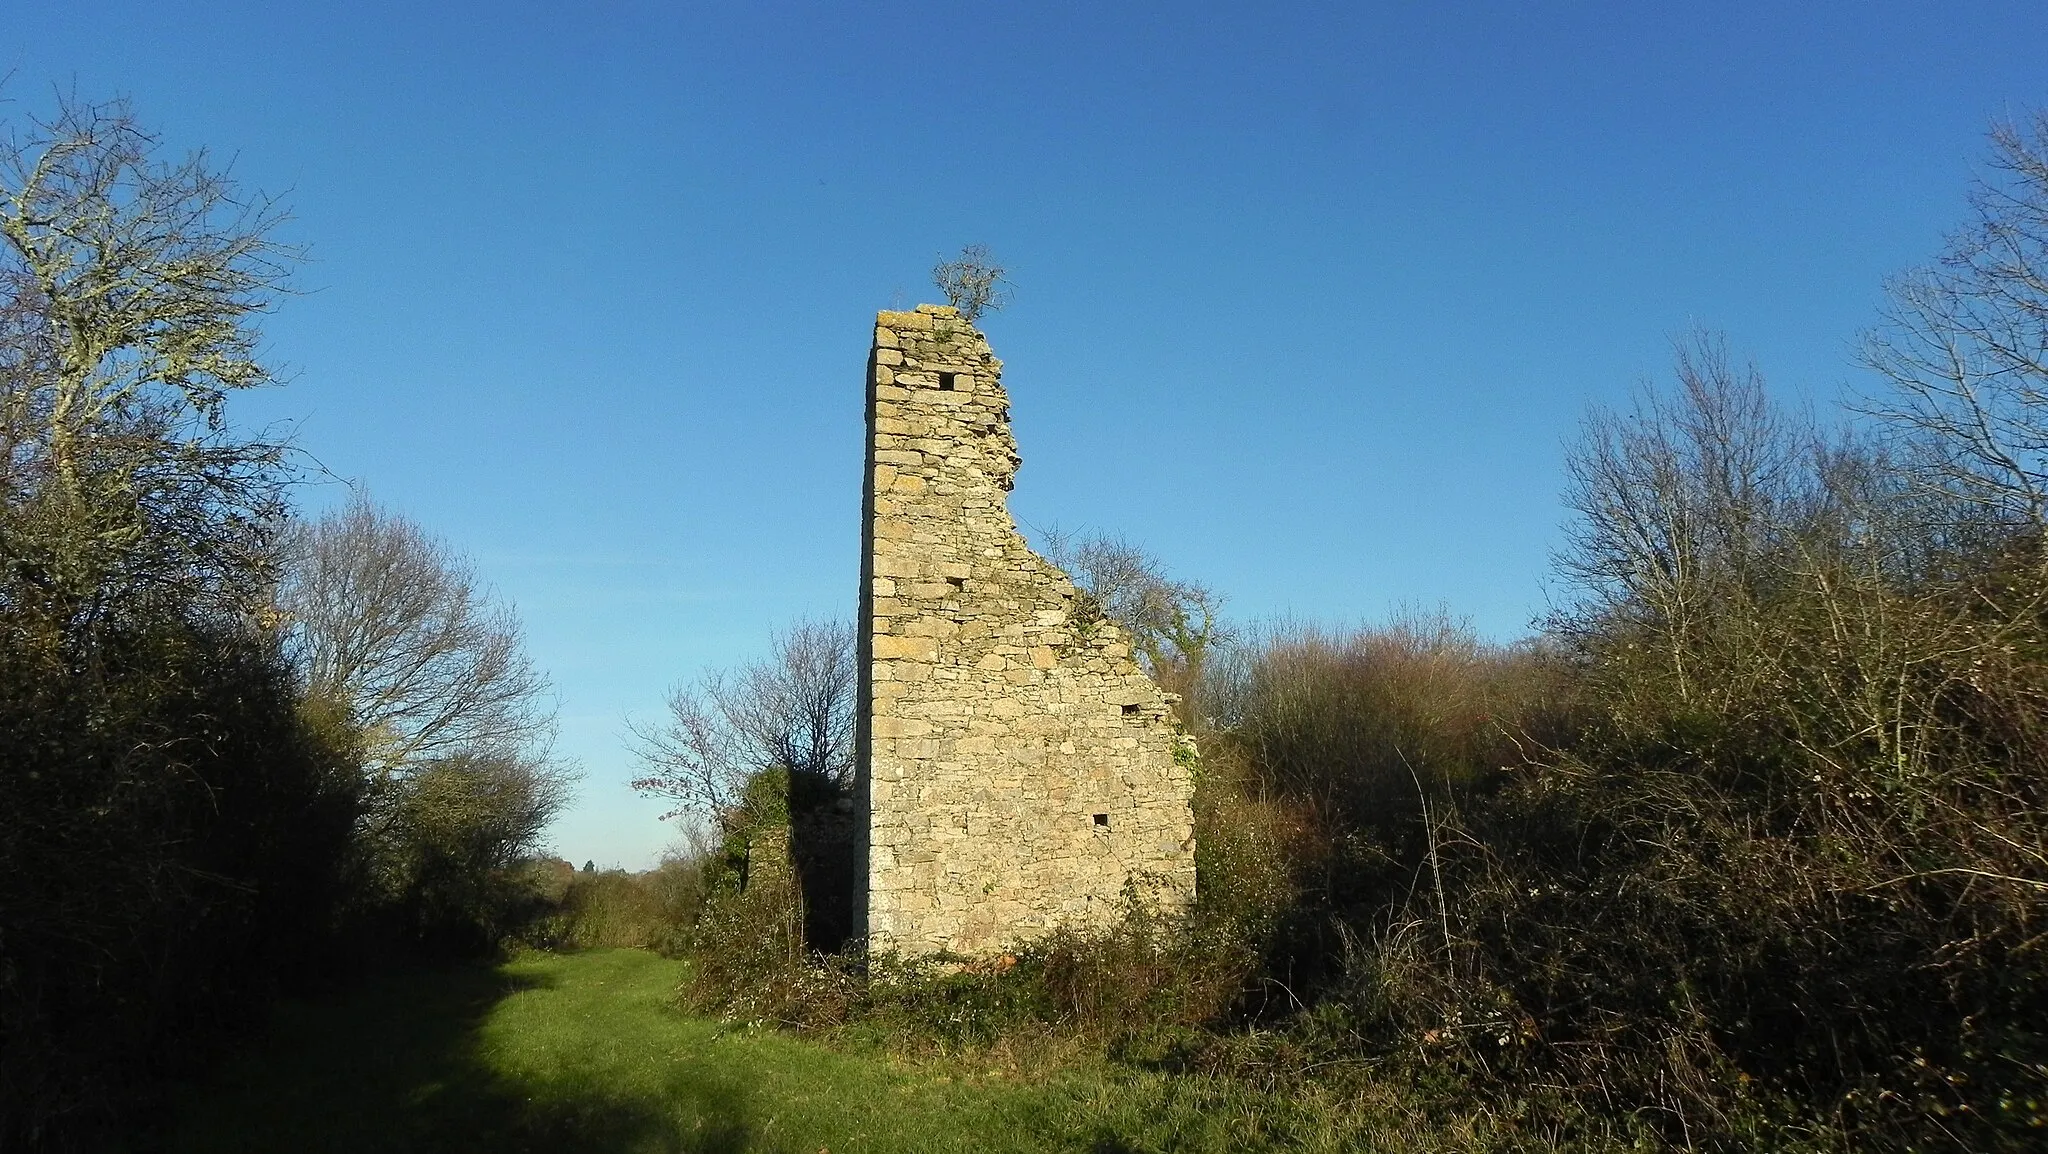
[853,304,1197,957]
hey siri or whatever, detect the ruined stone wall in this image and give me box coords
[745,826,792,894]
[854,304,1197,957]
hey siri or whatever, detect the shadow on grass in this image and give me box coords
[154,959,755,1154]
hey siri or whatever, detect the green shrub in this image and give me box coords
[512,849,708,954]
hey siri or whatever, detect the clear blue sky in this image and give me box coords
[11,2,2046,869]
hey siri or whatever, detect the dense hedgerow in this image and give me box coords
[0,612,364,1150]
[0,94,569,1149]
[1222,350,2046,1148]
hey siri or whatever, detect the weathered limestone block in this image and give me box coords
[852,305,1197,958]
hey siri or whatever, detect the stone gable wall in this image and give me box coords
[853,304,1197,957]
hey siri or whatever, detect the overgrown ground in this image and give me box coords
[153,949,1438,1154]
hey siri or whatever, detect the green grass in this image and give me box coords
[158,948,1424,1153]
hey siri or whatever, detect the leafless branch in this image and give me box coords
[629,618,855,829]
[1862,110,2048,542]
[277,494,554,773]
[930,244,1012,322]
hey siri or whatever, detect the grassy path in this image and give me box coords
[162,949,1361,1153]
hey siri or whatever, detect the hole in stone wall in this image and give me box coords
[938,372,957,390]
[1093,813,1110,829]
[1122,702,1142,715]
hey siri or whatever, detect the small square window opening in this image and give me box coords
[1092,813,1110,829]
[937,372,957,390]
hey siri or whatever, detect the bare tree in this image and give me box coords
[930,243,1013,322]
[277,494,554,774]
[1862,110,2048,540]
[0,94,298,623]
[1043,530,1229,715]
[1554,332,1820,700]
[630,618,855,830]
